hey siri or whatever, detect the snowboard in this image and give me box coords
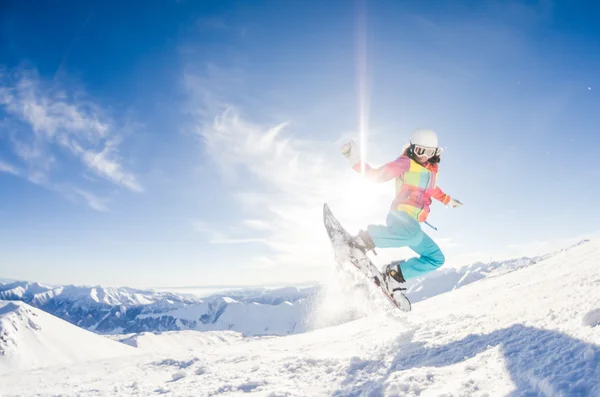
[322,203,411,312]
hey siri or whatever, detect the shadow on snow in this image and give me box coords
[334,324,600,396]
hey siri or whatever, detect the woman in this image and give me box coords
[341,128,462,292]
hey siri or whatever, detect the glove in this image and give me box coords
[447,198,463,208]
[341,140,361,167]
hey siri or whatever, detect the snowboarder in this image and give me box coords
[340,128,463,294]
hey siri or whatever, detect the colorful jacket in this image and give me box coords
[354,155,451,222]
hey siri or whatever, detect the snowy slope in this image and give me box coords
[403,241,586,302]
[110,330,248,355]
[1,238,599,396]
[0,301,138,374]
[403,257,536,302]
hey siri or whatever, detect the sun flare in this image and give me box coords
[324,174,390,235]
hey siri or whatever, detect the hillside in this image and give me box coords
[0,301,138,374]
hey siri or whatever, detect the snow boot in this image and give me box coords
[382,260,407,293]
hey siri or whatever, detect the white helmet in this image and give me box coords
[409,128,441,159]
[410,128,438,148]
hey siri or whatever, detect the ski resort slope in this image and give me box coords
[1,239,600,396]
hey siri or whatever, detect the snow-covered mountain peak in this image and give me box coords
[0,300,36,319]
[0,281,53,300]
[0,300,139,374]
[0,301,43,356]
[56,285,177,307]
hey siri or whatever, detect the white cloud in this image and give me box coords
[243,219,275,231]
[0,68,143,209]
[192,220,268,245]
[192,221,265,244]
[11,138,55,171]
[210,237,268,245]
[186,89,394,274]
[73,138,143,192]
[1,74,109,140]
[70,188,110,212]
[0,158,109,211]
[0,159,19,176]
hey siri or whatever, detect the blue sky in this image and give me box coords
[1,0,599,289]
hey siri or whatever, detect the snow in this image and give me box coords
[171,370,187,381]
[403,255,547,302]
[0,282,53,300]
[0,301,139,374]
[57,285,159,306]
[583,308,600,327]
[0,238,599,396]
[110,329,247,355]
[134,297,307,335]
[0,282,192,309]
[204,299,306,335]
[0,280,317,335]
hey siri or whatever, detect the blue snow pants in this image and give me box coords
[366,211,445,280]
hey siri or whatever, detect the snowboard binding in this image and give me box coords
[349,230,378,256]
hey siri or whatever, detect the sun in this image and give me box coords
[326,173,390,234]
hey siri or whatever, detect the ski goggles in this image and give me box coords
[413,145,440,158]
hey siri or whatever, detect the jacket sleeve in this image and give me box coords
[432,186,452,205]
[352,156,410,183]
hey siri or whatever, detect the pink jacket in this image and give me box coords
[354,155,451,222]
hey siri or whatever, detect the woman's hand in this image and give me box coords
[341,140,360,167]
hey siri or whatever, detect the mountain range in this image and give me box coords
[0,240,586,337]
